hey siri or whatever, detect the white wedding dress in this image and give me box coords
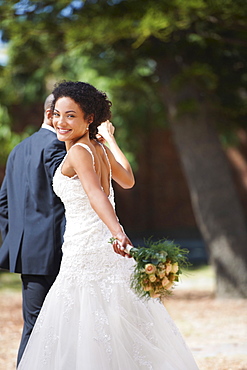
[18,143,198,370]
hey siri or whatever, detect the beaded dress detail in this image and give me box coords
[18,143,198,370]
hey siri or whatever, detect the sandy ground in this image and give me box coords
[0,269,247,370]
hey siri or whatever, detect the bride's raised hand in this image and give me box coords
[112,231,133,258]
[96,121,135,189]
[96,120,115,144]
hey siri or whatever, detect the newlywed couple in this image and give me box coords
[17,81,198,369]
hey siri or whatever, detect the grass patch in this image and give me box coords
[177,264,215,291]
[0,271,21,291]
[0,265,215,292]
[186,264,214,278]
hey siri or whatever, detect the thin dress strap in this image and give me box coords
[72,143,96,171]
[98,142,112,181]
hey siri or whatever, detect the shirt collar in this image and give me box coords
[41,123,56,134]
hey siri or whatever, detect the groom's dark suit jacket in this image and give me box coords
[0,127,66,275]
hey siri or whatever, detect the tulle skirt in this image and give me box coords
[18,271,198,370]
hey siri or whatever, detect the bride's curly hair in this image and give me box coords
[51,81,112,139]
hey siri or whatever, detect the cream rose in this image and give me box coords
[161,276,169,287]
[158,262,166,270]
[149,274,156,282]
[165,263,172,274]
[171,262,179,273]
[145,263,156,275]
[158,271,166,279]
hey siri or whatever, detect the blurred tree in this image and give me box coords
[0,105,30,165]
[0,0,247,297]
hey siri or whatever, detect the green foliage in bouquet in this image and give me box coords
[127,238,190,301]
[110,238,190,300]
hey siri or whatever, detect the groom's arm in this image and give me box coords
[44,138,66,179]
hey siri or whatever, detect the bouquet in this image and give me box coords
[110,238,190,302]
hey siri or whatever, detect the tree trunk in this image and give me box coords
[157,61,247,298]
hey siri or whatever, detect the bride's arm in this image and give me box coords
[97,121,135,189]
[67,145,132,256]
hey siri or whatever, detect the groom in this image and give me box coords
[0,94,66,365]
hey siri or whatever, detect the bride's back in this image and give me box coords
[92,141,111,197]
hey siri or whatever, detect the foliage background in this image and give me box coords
[0,0,247,297]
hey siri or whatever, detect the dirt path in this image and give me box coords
[166,290,247,370]
[0,285,247,369]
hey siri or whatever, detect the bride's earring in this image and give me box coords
[87,120,92,130]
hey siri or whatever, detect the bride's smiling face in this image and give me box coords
[53,97,91,144]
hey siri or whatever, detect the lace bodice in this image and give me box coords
[53,143,132,286]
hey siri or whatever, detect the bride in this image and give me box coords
[18,80,199,369]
